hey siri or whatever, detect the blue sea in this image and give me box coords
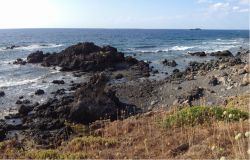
[0,29,249,117]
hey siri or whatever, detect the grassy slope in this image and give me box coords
[0,95,249,159]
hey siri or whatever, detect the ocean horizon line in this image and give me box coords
[0,27,249,31]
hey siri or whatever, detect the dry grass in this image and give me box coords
[225,95,250,112]
[0,96,249,159]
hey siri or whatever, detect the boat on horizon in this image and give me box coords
[190,28,202,31]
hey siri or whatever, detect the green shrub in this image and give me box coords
[162,106,249,128]
[25,149,88,159]
[25,149,60,159]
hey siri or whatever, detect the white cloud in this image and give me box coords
[202,1,249,14]
[210,2,230,11]
[238,8,249,12]
[239,0,249,5]
[231,5,249,13]
[233,6,240,10]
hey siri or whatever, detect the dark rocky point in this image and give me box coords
[27,51,45,63]
[210,50,233,57]
[26,42,150,77]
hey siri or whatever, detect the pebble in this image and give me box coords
[174,86,182,90]
[244,65,249,73]
[238,69,247,75]
[219,64,226,70]
[150,100,158,106]
[226,86,233,90]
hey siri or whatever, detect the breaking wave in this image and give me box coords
[0,43,63,52]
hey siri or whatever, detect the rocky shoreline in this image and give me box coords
[0,42,249,148]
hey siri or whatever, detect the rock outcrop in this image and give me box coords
[27,42,150,77]
[188,51,206,57]
[69,73,140,124]
[162,59,178,67]
[27,51,45,63]
[210,50,233,57]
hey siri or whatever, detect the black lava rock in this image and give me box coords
[35,89,45,95]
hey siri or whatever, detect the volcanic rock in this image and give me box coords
[0,91,5,97]
[27,51,45,63]
[188,51,206,57]
[210,50,233,57]
[69,73,139,124]
[13,58,26,65]
[162,59,178,67]
[35,89,45,95]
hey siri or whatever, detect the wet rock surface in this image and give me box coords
[13,58,27,65]
[6,45,19,50]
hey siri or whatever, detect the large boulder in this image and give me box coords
[210,50,233,57]
[27,51,45,63]
[69,73,139,124]
[35,89,45,95]
[52,80,65,85]
[162,59,178,67]
[18,104,34,115]
[42,42,124,71]
[0,91,5,97]
[188,51,206,57]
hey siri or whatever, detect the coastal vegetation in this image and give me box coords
[0,95,249,159]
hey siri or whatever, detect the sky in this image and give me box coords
[0,0,249,29]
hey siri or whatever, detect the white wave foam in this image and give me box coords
[170,46,194,51]
[132,45,194,54]
[17,44,63,51]
[0,77,41,88]
[0,43,63,52]
[0,47,6,52]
